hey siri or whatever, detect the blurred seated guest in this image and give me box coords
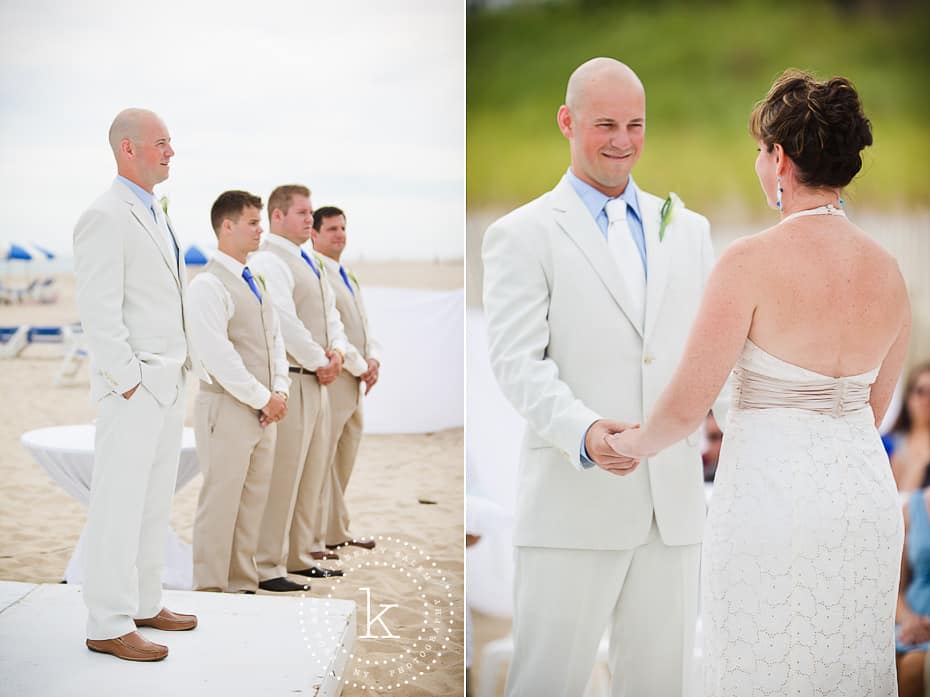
[702,411,723,482]
[890,362,930,492]
[896,486,930,697]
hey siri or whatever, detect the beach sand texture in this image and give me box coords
[0,263,464,697]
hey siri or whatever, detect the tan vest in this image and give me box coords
[328,263,368,359]
[199,258,275,397]
[264,244,332,365]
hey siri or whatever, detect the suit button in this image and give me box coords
[644,354,653,365]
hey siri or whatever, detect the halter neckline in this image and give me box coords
[780,205,846,224]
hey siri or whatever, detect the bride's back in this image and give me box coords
[746,215,906,378]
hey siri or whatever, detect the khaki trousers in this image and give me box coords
[192,391,275,592]
[256,373,328,579]
[316,373,364,546]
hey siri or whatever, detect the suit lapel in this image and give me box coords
[112,181,180,286]
[154,204,182,286]
[550,176,644,339]
[642,192,671,342]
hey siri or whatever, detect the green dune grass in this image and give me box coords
[467,1,930,211]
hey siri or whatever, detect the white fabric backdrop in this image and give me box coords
[361,287,464,434]
[466,309,522,618]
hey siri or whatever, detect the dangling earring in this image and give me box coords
[776,176,783,210]
[838,194,845,210]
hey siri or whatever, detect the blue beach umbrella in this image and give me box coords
[184,245,210,266]
[5,243,34,261]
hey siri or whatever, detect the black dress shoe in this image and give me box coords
[258,577,309,592]
[289,565,344,578]
[326,538,376,551]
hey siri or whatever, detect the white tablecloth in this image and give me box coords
[21,424,200,589]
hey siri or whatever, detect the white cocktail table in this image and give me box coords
[21,424,199,589]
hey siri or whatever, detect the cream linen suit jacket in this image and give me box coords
[74,179,209,405]
[483,174,722,551]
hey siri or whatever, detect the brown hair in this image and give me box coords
[210,190,263,235]
[267,184,311,222]
[749,69,872,188]
[893,361,930,434]
[313,206,346,231]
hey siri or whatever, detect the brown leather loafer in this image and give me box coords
[311,550,340,561]
[86,631,168,661]
[134,607,197,631]
[326,538,376,551]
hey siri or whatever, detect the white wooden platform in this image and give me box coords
[0,582,355,697]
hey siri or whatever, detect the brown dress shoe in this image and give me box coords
[134,608,197,631]
[311,550,340,561]
[326,538,376,551]
[86,631,168,662]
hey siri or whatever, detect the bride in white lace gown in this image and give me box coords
[607,70,911,695]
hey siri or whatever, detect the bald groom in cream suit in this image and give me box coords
[74,109,208,661]
[483,60,725,696]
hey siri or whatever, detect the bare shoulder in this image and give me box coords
[716,229,769,269]
[849,221,904,273]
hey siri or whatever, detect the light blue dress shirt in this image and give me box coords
[565,168,647,275]
[565,169,648,468]
[118,175,178,263]
[117,175,157,222]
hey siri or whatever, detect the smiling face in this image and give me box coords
[111,109,174,193]
[558,66,645,197]
[135,114,173,189]
[312,213,347,261]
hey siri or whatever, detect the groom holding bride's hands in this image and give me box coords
[483,57,726,696]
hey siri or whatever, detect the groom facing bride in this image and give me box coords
[482,57,725,695]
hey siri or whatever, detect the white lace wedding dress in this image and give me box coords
[702,339,904,696]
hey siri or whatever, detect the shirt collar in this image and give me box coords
[213,250,246,278]
[565,168,642,224]
[316,252,341,274]
[117,175,155,211]
[263,232,305,257]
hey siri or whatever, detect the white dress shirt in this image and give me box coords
[187,250,290,410]
[318,254,380,376]
[247,233,349,371]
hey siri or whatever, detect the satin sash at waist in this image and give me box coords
[732,366,871,417]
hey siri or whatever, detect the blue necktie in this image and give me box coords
[300,250,321,279]
[242,267,262,303]
[339,266,355,295]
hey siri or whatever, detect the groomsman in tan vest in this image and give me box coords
[187,191,290,593]
[250,185,364,591]
[310,207,381,551]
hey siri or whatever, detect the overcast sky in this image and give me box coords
[0,0,464,261]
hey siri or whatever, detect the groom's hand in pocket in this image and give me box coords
[586,419,640,476]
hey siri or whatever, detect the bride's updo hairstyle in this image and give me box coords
[749,69,873,188]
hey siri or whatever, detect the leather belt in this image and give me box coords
[289,366,316,375]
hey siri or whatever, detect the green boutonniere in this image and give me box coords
[256,273,267,291]
[659,192,683,242]
[159,194,169,215]
[348,270,359,287]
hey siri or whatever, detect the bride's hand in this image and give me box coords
[606,427,653,460]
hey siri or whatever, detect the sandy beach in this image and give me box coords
[0,262,464,697]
